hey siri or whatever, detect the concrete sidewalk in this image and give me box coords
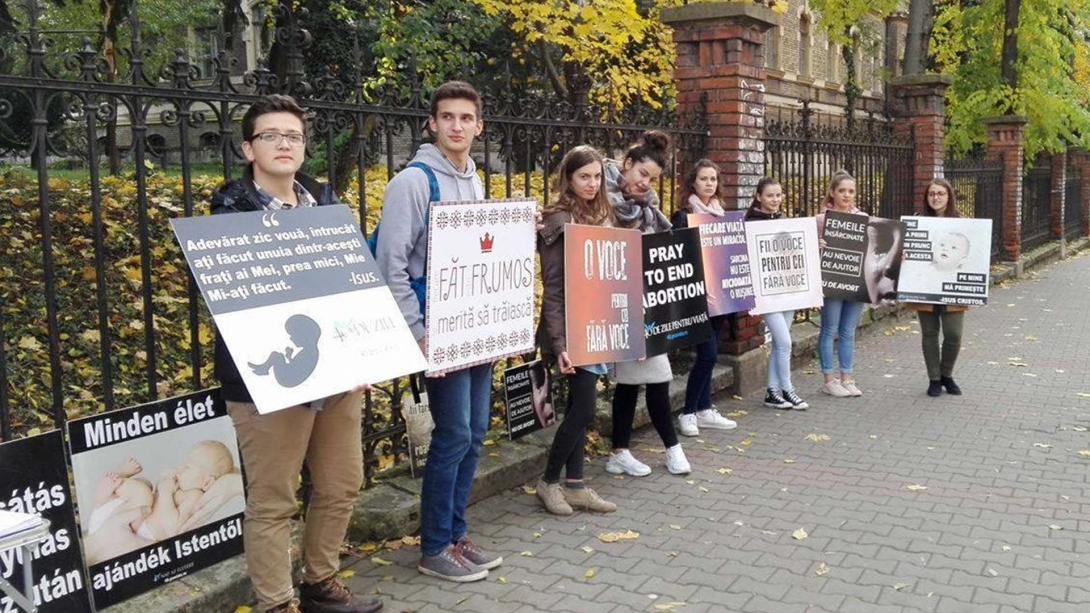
[339,251,1090,612]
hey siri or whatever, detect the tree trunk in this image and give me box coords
[1001,0,1020,98]
[903,0,935,76]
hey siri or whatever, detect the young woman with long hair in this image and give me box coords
[816,171,868,398]
[535,145,618,515]
[671,159,738,435]
[908,178,968,397]
[746,177,809,410]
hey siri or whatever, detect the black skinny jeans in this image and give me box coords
[543,368,600,483]
[611,382,678,450]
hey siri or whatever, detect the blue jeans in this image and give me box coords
[420,362,494,556]
[819,300,864,375]
[761,311,795,393]
[683,315,726,414]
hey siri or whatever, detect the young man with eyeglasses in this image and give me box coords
[375,81,503,582]
[211,94,382,613]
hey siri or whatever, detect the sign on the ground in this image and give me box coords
[425,199,537,376]
[564,224,645,366]
[689,211,755,316]
[66,389,244,608]
[821,212,907,304]
[896,216,993,306]
[171,205,426,414]
[0,430,94,613]
[642,228,711,356]
[401,378,431,479]
[503,360,556,440]
[745,217,824,315]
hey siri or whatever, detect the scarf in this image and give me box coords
[688,194,726,216]
[603,160,671,233]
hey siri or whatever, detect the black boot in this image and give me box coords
[927,380,942,397]
[940,376,962,395]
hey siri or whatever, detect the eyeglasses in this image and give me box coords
[251,132,306,147]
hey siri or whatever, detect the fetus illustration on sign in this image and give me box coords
[248,314,322,388]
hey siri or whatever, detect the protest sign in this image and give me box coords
[821,212,907,304]
[897,216,992,306]
[745,217,823,315]
[67,390,244,608]
[564,224,646,366]
[642,228,711,356]
[171,205,426,414]
[689,212,755,316]
[503,360,556,441]
[425,199,537,376]
[400,378,431,479]
[0,430,93,613]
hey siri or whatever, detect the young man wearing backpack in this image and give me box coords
[375,81,502,582]
[211,95,382,613]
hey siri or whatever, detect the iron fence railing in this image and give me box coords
[945,155,1004,261]
[1021,162,1053,253]
[0,0,705,486]
[1065,166,1084,240]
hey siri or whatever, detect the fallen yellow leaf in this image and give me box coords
[1033,443,1053,449]
[497,576,506,584]
[233,607,252,613]
[1078,450,1090,458]
[904,484,928,492]
[783,459,796,464]
[338,569,355,579]
[520,484,537,495]
[652,602,687,612]
[584,568,596,580]
[698,486,709,493]
[986,568,999,577]
[519,551,534,557]
[804,433,830,442]
[893,583,910,591]
[370,556,392,566]
[716,467,733,475]
[482,439,495,446]
[1048,525,1063,531]
[815,562,830,576]
[598,530,640,543]
[792,528,808,540]
[669,524,681,530]
[580,546,594,554]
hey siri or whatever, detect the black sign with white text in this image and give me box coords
[503,361,556,440]
[0,430,94,613]
[642,228,711,357]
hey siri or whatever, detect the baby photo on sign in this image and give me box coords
[897,216,993,306]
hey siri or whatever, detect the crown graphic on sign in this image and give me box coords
[480,232,494,253]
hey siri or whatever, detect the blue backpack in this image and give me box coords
[367,162,439,314]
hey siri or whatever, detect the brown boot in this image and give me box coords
[563,486,617,513]
[536,479,573,515]
[266,600,302,613]
[298,577,383,613]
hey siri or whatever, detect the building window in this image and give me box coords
[764,26,780,71]
[194,28,219,80]
[826,41,838,83]
[799,12,812,78]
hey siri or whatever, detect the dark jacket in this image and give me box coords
[670,207,690,230]
[743,206,783,222]
[209,167,340,403]
[536,210,573,360]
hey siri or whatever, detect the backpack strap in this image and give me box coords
[405,161,441,204]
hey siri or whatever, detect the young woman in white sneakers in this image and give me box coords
[671,159,738,436]
[816,171,868,399]
[604,131,691,477]
[745,177,808,410]
[535,145,618,516]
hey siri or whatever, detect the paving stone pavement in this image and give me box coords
[342,253,1090,613]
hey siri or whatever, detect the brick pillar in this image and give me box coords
[663,2,778,361]
[983,116,1028,263]
[1079,151,1090,237]
[890,75,953,213]
[1049,150,1066,241]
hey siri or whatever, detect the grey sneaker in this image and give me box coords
[454,536,503,570]
[536,479,573,516]
[418,545,488,582]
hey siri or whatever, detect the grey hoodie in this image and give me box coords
[376,143,484,340]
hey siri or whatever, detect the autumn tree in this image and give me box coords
[932,0,1090,159]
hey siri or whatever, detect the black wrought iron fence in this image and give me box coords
[1020,159,1053,253]
[944,155,1004,261]
[763,101,915,219]
[0,0,705,486]
[1065,163,1084,240]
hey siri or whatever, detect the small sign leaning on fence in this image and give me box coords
[171,205,426,414]
[503,360,556,440]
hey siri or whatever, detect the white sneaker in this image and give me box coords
[665,444,691,475]
[820,380,851,397]
[842,380,863,397]
[606,449,651,477]
[695,408,737,430]
[678,414,699,437]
